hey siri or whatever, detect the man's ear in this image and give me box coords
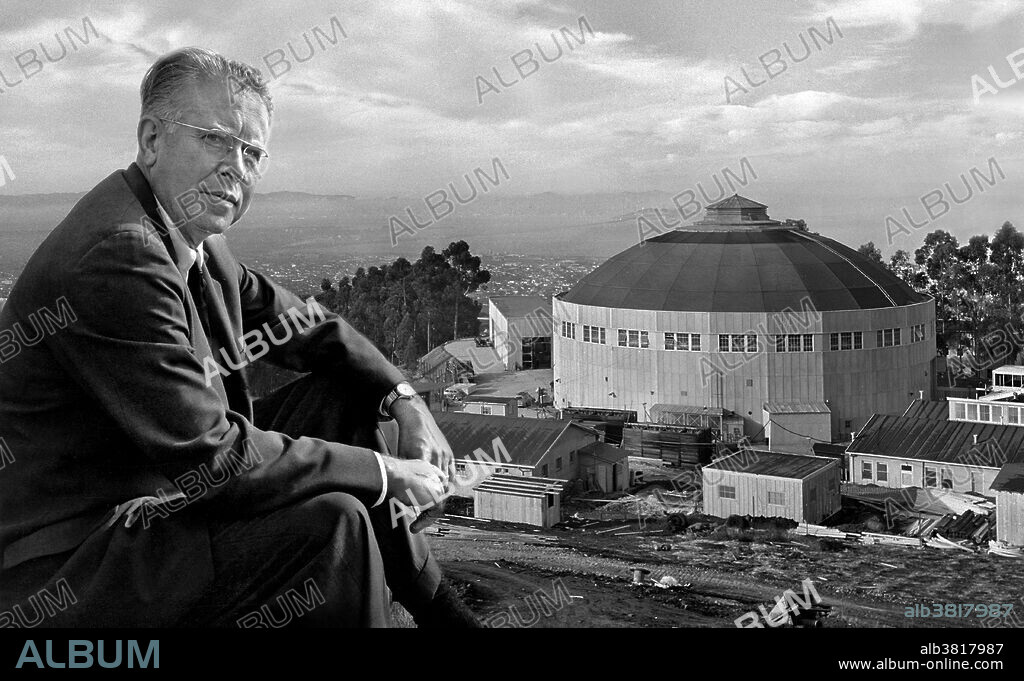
[137,116,161,170]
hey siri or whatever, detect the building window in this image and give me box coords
[481,405,492,415]
[776,334,813,352]
[547,493,555,509]
[861,461,872,481]
[901,464,912,485]
[617,329,649,348]
[876,463,888,483]
[967,403,977,421]
[582,325,605,344]
[719,334,758,353]
[1009,407,1019,425]
[767,491,785,505]
[665,332,700,351]
[979,404,990,422]
[995,372,1024,388]
[911,323,926,343]
[924,467,937,488]
[941,469,953,489]
[560,321,576,339]
[569,451,575,462]
[876,328,902,347]
[556,456,563,471]
[953,402,965,420]
[718,485,736,499]
[541,464,549,477]
[829,331,864,351]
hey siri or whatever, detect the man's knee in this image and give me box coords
[299,492,373,541]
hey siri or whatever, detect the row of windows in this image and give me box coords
[559,326,925,350]
[582,324,605,344]
[877,327,902,347]
[829,331,863,351]
[952,401,1023,425]
[774,334,814,353]
[717,485,786,505]
[665,332,701,351]
[618,328,650,348]
[861,461,953,489]
[719,334,759,353]
[994,372,1024,388]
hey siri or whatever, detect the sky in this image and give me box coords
[1,0,1023,253]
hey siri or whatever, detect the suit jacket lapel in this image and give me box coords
[121,163,247,415]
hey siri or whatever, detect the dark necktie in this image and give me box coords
[187,260,211,339]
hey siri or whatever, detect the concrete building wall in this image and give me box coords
[553,299,935,441]
[995,491,1024,546]
[848,453,1000,494]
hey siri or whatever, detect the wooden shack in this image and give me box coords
[701,450,841,523]
[473,475,564,527]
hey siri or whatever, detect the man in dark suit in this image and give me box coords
[0,47,477,627]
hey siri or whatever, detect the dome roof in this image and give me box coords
[562,227,928,313]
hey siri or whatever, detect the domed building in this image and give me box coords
[553,195,934,443]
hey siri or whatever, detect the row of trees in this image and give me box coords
[316,240,491,367]
[858,221,1024,357]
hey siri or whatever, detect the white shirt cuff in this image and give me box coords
[371,451,388,508]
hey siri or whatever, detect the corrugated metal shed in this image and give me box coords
[706,450,835,479]
[764,402,831,415]
[434,412,596,466]
[850,414,1024,466]
[991,462,1024,494]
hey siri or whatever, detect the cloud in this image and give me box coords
[805,0,1022,39]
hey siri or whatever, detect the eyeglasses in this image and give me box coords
[158,117,270,180]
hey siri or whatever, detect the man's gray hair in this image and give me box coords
[140,47,273,121]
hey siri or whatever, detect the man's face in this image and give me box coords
[146,78,270,247]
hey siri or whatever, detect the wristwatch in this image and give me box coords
[380,381,418,418]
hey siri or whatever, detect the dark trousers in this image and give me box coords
[0,373,441,628]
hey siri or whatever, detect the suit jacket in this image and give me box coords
[0,164,404,617]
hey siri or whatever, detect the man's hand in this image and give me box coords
[390,397,457,481]
[381,456,447,509]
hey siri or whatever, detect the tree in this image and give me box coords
[915,230,960,321]
[857,241,884,266]
[442,240,491,340]
[314,243,490,368]
[990,221,1024,310]
[889,249,924,288]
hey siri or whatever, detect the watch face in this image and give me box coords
[397,382,418,398]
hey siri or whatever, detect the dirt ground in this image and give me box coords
[430,517,1024,628]
[427,457,1024,628]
